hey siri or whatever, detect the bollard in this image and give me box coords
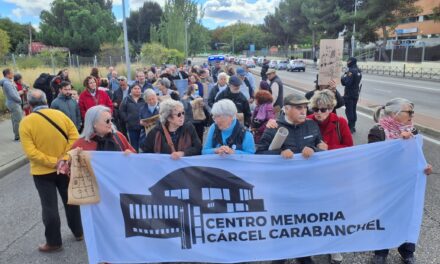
[403,64,406,78]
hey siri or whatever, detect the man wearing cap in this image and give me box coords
[236,67,254,104]
[112,76,130,137]
[341,57,362,133]
[266,69,284,116]
[211,60,222,83]
[215,75,252,128]
[257,93,326,161]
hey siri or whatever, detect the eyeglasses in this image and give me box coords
[104,118,114,124]
[312,107,329,113]
[172,111,185,118]
[401,110,414,116]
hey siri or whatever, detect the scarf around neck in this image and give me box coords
[379,116,414,140]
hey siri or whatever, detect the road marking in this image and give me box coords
[285,85,440,146]
[363,79,440,92]
[373,88,392,94]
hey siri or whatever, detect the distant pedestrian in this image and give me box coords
[260,58,269,81]
[266,69,284,117]
[19,89,83,253]
[0,68,23,140]
[341,57,362,133]
[50,81,82,131]
[14,73,31,115]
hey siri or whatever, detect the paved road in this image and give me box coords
[1,96,439,263]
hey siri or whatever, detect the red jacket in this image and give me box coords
[71,131,135,152]
[78,89,113,120]
[307,112,353,150]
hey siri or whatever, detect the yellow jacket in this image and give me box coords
[19,108,79,175]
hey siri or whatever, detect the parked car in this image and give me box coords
[269,60,277,68]
[245,59,256,68]
[287,60,306,72]
[276,61,288,70]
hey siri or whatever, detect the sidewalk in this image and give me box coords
[0,120,28,179]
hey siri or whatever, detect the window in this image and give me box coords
[202,188,210,200]
[235,203,245,211]
[167,189,189,200]
[182,189,189,199]
[223,189,230,200]
[240,189,250,201]
[202,188,231,200]
[170,189,182,199]
[211,188,222,199]
[227,203,234,213]
[164,190,171,197]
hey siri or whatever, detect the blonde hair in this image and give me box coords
[308,90,336,110]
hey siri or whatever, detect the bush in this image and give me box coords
[141,43,184,66]
[167,49,185,66]
[0,90,6,114]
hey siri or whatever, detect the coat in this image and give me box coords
[215,87,252,127]
[307,113,353,150]
[51,94,82,130]
[119,95,145,130]
[71,131,135,152]
[78,89,113,120]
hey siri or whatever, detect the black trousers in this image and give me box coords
[344,97,358,130]
[33,172,83,246]
[375,243,415,259]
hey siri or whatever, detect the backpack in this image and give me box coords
[33,73,55,104]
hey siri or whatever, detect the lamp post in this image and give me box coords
[122,0,131,81]
[351,0,358,57]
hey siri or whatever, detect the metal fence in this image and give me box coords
[359,64,440,81]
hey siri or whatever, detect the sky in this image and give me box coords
[0,0,280,30]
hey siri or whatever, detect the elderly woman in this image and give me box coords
[305,78,344,115]
[203,99,255,155]
[208,72,229,108]
[157,77,179,102]
[307,89,353,150]
[369,98,432,264]
[141,99,201,159]
[71,105,135,152]
[139,89,160,148]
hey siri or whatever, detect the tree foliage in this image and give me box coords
[127,1,163,53]
[140,42,184,65]
[0,29,11,58]
[39,0,120,56]
[0,18,36,53]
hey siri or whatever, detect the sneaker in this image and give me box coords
[402,256,415,264]
[14,137,20,141]
[373,255,387,264]
[38,243,62,253]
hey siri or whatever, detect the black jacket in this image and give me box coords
[261,63,269,81]
[207,84,229,108]
[257,115,323,154]
[215,87,252,127]
[141,122,202,156]
[341,65,362,99]
[119,95,145,130]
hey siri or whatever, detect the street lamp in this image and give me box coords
[122,0,131,81]
[351,0,358,57]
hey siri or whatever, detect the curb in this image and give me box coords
[249,69,440,139]
[0,156,28,179]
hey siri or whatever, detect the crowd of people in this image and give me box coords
[0,56,433,264]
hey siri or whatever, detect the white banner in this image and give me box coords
[81,136,427,263]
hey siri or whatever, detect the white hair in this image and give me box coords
[81,105,116,141]
[158,77,171,88]
[143,89,157,100]
[217,72,228,80]
[373,98,414,122]
[211,99,237,117]
[27,88,47,107]
[159,99,184,124]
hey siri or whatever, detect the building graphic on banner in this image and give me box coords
[120,166,265,249]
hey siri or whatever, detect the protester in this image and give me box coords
[139,89,160,147]
[259,80,271,92]
[368,98,432,264]
[50,69,70,97]
[19,89,83,252]
[78,76,113,121]
[341,57,362,133]
[146,70,156,84]
[71,105,135,153]
[51,81,82,131]
[182,84,206,142]
[0,68,23,140]
[207,72,229,108]
[140,99,201,158]
[251,90,274,143]
[90,67,101,87]
[119,84,145,152]
[211,60,222,83]
[266,69,284,116]
[108,70,119,93]
[236,67,254,104]
[14,73,30,115]
[242,65,256,92]
[112,76,130,137]
[215,75,252,128]
[307,90,353,150]
[202,99,255,155]
[305,77,344,115]
[157,77,179,102]
[106,66,114,80]
[71,89,79,103]
[130,70,153,93]
[188,74,204,98]
[261,58,269,81]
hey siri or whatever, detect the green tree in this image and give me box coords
[210,23,268,53]
[39,0,120,56]
[0,29,11,58]
[127,1,163,52]
[141,42,169,65]
[0,19,36,53]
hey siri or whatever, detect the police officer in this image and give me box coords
[341,57,362,133]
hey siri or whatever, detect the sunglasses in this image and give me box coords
[104,118,114,124]
[401,110,414,116]
[312,107,329,113]
[173,111,185,118]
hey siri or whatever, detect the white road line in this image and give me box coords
[373,88,392,94]
[363,78,440,92]
[286,85,440,146]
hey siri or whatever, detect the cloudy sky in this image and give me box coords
[0,0,280,30]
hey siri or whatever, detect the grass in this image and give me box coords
[0,63,142,114]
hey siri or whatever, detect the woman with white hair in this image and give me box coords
[157,77,179,102]
[369,98,432,264]
[71,105,135,152]
[202,99,255,155]
[141,99,201,159]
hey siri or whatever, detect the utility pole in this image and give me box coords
[232,35,235,54]
[28,23,32,57]
[351,0,358,57]
[122,0,131,81]
[184,21,188,58]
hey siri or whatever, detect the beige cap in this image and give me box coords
[283,93,309,106]
[266,69,276,75]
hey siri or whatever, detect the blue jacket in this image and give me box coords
[202,119,255,154]
[0,78,21,106]
[50,94,82,130]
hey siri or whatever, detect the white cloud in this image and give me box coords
[4,0,51,18]
[203,0,280,26]
[113,0,166,11]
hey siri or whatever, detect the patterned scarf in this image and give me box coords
[379,116,414,140]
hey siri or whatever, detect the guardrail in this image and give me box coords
[359,64,440,81]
